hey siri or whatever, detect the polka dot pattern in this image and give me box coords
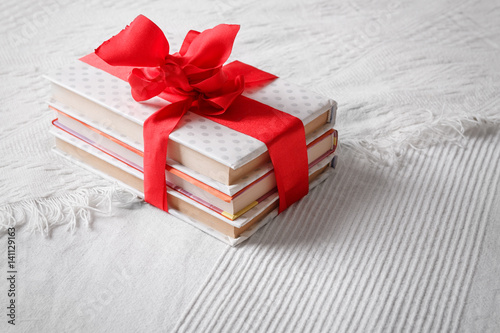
[49,62,334,169]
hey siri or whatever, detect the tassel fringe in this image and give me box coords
[0,185,141,235]
[340,107,500,165]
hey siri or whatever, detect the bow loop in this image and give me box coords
[96,15,169,67]
[179,30,200,56]
[179,24,240,69]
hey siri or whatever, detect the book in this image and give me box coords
[50,105,338,218]
[52,131,334,240]
[45,60,336,185]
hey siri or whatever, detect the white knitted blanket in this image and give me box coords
[1,0,499,331]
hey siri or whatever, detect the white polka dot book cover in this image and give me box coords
[44,15,339,245]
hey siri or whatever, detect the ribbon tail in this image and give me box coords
[203,95,309,213]
[80,52,134,82]
[268,124,309,213]
[143,99,191,210]
[95,14,170,67]
[258,106,309,213]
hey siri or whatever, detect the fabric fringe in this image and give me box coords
[0,185,141,236]
[340,107,500,165]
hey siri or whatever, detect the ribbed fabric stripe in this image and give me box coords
[434,135,500,332]
[412,136,495,332]
[174,135,500,333]
[304,151,414,333]
[450,137,500,333]
[383,143,465,332]
[333,146,440,333]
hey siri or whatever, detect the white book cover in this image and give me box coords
[45,60,336,171]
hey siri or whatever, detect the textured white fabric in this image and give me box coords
[1,0,499,332]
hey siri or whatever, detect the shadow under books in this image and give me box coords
[242,152,397,249]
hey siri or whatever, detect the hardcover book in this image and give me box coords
[50,105,337,218]
[52,129,334,241]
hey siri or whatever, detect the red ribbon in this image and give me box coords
[80,15,309,213]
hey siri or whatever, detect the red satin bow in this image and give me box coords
[81,15,309,214]
[96,16,244,115]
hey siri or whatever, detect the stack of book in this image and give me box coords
[45,60,338,245]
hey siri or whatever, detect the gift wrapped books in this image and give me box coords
[45,16,338,245]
